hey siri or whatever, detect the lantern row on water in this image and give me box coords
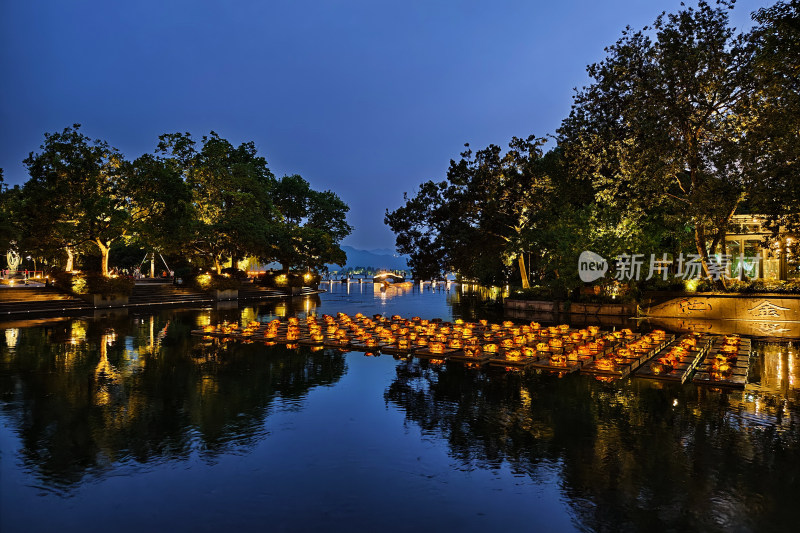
[190,314,751,385]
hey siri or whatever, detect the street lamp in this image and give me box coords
[26,256,36,278]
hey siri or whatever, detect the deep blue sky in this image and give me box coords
[0,0,771,250]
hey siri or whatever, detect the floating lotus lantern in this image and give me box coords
[429,342,445,354]
[724,335,741,345]
[595,358,614,370]
[521,346,535,358]
[505,349,522,362]
[464,344,482,358]
[447,338,463,349]
[483,343,498,354]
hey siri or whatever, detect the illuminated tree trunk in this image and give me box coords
[65,246,74,272]
[96,239,110,277]
[518,254,530,289]
[213,256,222,275]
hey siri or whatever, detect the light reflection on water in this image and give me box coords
[0,285,798,532]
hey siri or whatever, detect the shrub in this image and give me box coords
[258,271,320,288]
[52,271,135,296]
[693,278,800,294]
[191,273,242,292]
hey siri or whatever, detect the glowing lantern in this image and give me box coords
[429,342,445,354]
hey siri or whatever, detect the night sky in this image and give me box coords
[0,0,771,250]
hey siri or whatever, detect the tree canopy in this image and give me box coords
[4,127,352,277]
[387,0,800,290]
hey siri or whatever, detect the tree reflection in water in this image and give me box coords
[0,310,346,492]
[384,356,800,532]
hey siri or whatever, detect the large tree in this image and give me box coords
[386,137,578,286]
[23,125,130,275]
[559,1,758,278]
[270,174,351,272]
[155,132,277,274]
[741,0,800,233]
[0,170,24,255]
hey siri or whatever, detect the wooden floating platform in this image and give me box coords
[350,341,389,352]
[581,334,674,380]
[487,356,536,368]
[380,345,419,356]
[529,358,582,373]
[413,346,459,359]
[692,336,752,389]
[448,351,492,365]
[635,334,711,383]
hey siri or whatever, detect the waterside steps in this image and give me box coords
[0,287,88,315]
[127,281,211,306]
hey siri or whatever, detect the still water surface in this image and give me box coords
[1,283,798,532]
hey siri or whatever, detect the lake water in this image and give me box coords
[1,282,798,532]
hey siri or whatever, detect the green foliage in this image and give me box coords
[258,271,320,288]
[22,125,131,275]
[269,175,352,271]
[386,137,588,286]
[387,1,799,291]
[0,171,23,252]
[155,132,277,273]
[190,273,242,292]
[559,0,799,276]
[694,278,800,294]
[52,271,135,296]
[9,127,352,279]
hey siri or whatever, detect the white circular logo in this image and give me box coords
[578,251,608,283]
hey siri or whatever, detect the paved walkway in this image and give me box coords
[0,280,322,318]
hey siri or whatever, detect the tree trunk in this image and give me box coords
[96,239,110,277]
[214,256,222,275]
[65,246,74,272]
[518,254,530,289]
[694,225,718,285]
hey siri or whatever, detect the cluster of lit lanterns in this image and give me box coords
[193,315,754,383]
[650,333,702,375]
[590,329,669,372]
[194,313,669,373]
[707,335,749,379]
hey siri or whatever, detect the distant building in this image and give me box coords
[724,215,798,280]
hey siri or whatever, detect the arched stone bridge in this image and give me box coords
[373,271,405,283]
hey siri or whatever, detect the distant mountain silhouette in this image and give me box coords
[327,246,409,271]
